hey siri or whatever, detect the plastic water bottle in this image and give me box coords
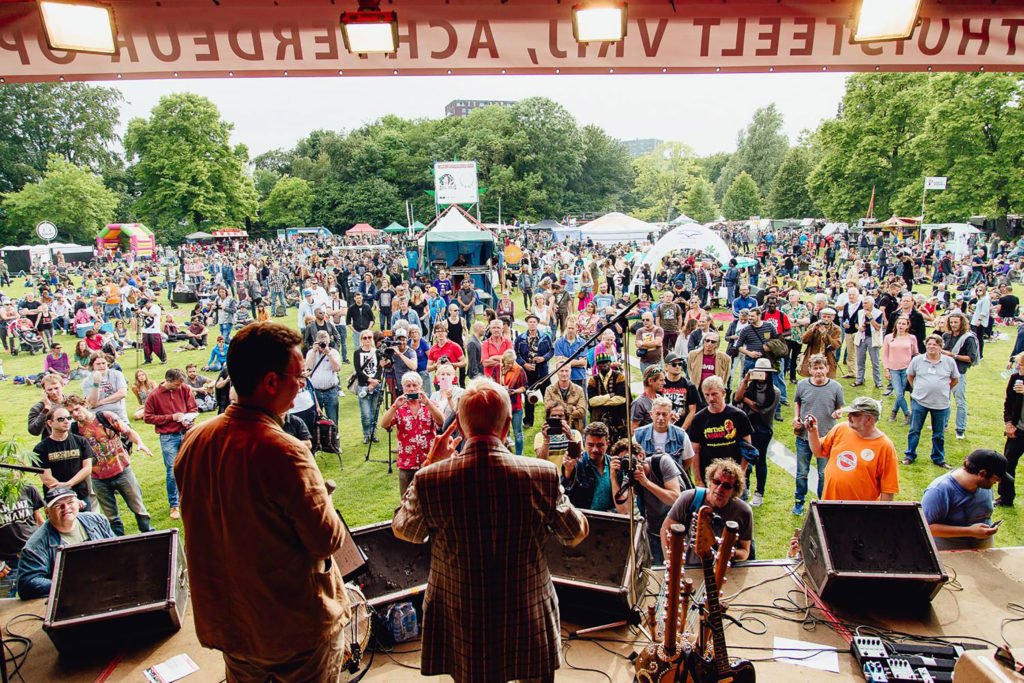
[387,603,406,643]
[401,603,419,640]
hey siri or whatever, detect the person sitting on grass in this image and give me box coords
[203,336,228,372]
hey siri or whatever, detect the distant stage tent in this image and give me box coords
[348,223,379,235]
[630,224,734,292]
[96,223,156,258]
[579,212,660,244]
[420,206,497,297]
[285,227,333,239]
[49,242,93,263]
[185,232,214,241]
[383,222,408,234]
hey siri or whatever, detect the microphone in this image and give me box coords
[525,389,543,405]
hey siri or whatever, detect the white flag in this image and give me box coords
[925,176,947,190]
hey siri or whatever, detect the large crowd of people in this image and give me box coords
[0,222,1019,612]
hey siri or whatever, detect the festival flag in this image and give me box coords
[866,186,876,220]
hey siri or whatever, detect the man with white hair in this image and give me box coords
[393,377,588,683]
[381,371,443,497]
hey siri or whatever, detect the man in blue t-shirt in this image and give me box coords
[921,448,1010,550]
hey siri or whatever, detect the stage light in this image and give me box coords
[572,2,627,43]
[340,0,399,54]
[851,0,922,43]
[38,0,117,54]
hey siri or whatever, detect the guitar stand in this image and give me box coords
[569,609,644,640]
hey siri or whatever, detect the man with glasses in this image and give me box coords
[661,458,752,565]
[32,407,93,506]
[686,334,731,403]
[175,322,352,682]
[635,312,664,375]
[662,353,698,430]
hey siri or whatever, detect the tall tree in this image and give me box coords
[631,142,699,223]
[722,171,762,220]
[677,177,720,224]
[262,176,313,229]
[767,146,818,218]
[124,94,258,241]
[715,105,789,200]
[696,152,731,187]
[807,73,931,221]
[0,83,123,193]
[565,125,634,214]
[1,156,117,243]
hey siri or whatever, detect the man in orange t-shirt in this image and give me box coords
[806,396,899,501]
[481,318,512,382]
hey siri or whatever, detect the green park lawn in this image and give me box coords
[1,278,1021,559]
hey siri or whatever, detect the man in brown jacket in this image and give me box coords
[174,323,350,683]
[687,332,732,392]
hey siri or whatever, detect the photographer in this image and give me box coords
[381,372,443,497]
[426,323,466,375]
[354,330,382,444]
[301,307,341,355]
[543,361,587,433]
[387,327,419,395]
[610,438,684,565]
[305,330,342,435]
[533,401,582,468]
[733,358,780,507]
[561,421,617,513]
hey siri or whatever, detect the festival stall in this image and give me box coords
[285,226,332,239]
[552,226,583,243]
[529,219,561,232]
[922,223,983,258]
[184,232,213,242]
[95,223,156,258]
[48,242,93,264]
[580,212,660,244]
[347,223,379,235]
[383,221,408,234]
[211,228,248,239]
[420,206,497,298]
[668,213,698,226]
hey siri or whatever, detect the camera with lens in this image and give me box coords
[438,355,450,365]
[317,341,328,349]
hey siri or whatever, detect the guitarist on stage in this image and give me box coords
[660,458,754,565]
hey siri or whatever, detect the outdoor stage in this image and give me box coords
[4,548,1024,681]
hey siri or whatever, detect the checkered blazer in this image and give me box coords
[392,435,588,683]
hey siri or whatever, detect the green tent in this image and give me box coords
[383,222,407,233]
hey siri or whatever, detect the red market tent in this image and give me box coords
[348,223,379,234]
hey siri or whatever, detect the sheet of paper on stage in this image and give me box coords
[144,653,200,682]
[772,636,840,673]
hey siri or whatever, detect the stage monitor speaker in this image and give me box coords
[43,529,188,656]
[544,509,650,623]
[347,521,432,609]
[800,501,947,608]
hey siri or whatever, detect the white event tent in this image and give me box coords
[628,224,734,292]
[579,212,660,244]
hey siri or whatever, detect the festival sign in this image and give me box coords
[1,1,1023,82]
[434,161,479,206]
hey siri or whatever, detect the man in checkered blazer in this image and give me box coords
[393,377,589,683]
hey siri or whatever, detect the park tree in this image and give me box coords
[715,105,788,200]
[262,176,313,229]
[631,142,700,223]
[0,83,123,193]
[565,125,634,214]
[312,177,401,229]
[696,152,731,187]
[767,146,818,218]
[124,93,259,241]
[807,73,930,221]
[722,171,762,220]
[1,156,117,243]
[677,177,719,224]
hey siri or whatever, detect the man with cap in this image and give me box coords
[515,313,554,429]
[921,449,1009,550]
[663,352,699,430]
[17,486,114,599]
[800,307,842,378]
[806,396,900,502]
[297,288,317,330]
[388,327,419,394]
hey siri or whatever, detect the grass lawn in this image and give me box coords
[1,278,1021,560]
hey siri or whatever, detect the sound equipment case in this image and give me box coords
[42,529,188,655]
[799,501,947,607]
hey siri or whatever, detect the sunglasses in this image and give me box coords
[668,362,684,368]
[53,416,71,423]
[710,477,735,491]
[704,339,720,344]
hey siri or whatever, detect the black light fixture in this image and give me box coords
[572,2,627,43]
[850,0,922,43]
[38,0,117,54]
[340,0,399,54]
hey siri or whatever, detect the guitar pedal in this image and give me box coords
[863,660,889,682]
[853,636,888,661]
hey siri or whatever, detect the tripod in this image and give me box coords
[364,378,395,474]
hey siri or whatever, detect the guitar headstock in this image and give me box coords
[694,505,715,560]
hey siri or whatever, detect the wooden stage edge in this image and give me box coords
[4,548,1024,682]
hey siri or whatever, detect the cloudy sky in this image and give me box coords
[110,72,850,158]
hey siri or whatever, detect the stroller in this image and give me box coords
[8,318,44,355]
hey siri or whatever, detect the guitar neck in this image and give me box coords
[701,555,731,674]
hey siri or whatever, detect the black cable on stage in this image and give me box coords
[562,640,613,683]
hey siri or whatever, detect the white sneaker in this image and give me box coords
[750,493,764,507]
[956,432,965,440]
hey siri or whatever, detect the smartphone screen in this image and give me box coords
[992,519,1004,528]
[546,418,562,433]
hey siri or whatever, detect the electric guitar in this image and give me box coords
[687,505,756,683]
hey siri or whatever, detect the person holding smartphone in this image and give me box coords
[382,372,444,497]
[921,449,1010,550]
[533,402,581,468]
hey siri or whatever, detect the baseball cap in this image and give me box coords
[394,328,408,338]
[525,313,539,322]
[664,352,682,364]
[45,486,77,509]
[965,449,1013,483]
[841,396,881,419]
[303,289,312,296]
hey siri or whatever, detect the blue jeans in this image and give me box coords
[1012,325,1024,359]
[313,387,339,429]
[220,322,233,341]
[905,401,949,464]
[380,310,391,331]
[890,368,910,417]
[511,408,524,456]
[358,388,378,437]
[270,290,287,311]
[952,373,968,434]
[0,558,18,598]
[773,357,787,411]
[159,432,184,508]
[795,436,827,502]
[93,467,152,536]
[337,325,348,358]
[103,303,122,321]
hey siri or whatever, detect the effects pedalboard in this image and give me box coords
[852,636,963,683]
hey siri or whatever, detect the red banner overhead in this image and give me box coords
[0,0,1022,82]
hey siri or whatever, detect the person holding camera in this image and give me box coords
[387,326,419,393]
[354,330,382,444]
[515,313,554,429]
[426,323,466,377]
[302,307,341,355]
[534,401,582,469]
[543,361,587,433]
[305,330,342,437]
[561,421,617,513]
[212,286,236,342]
[733,358,780,507]
[610,438,684,565]
[382,372,444,497]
